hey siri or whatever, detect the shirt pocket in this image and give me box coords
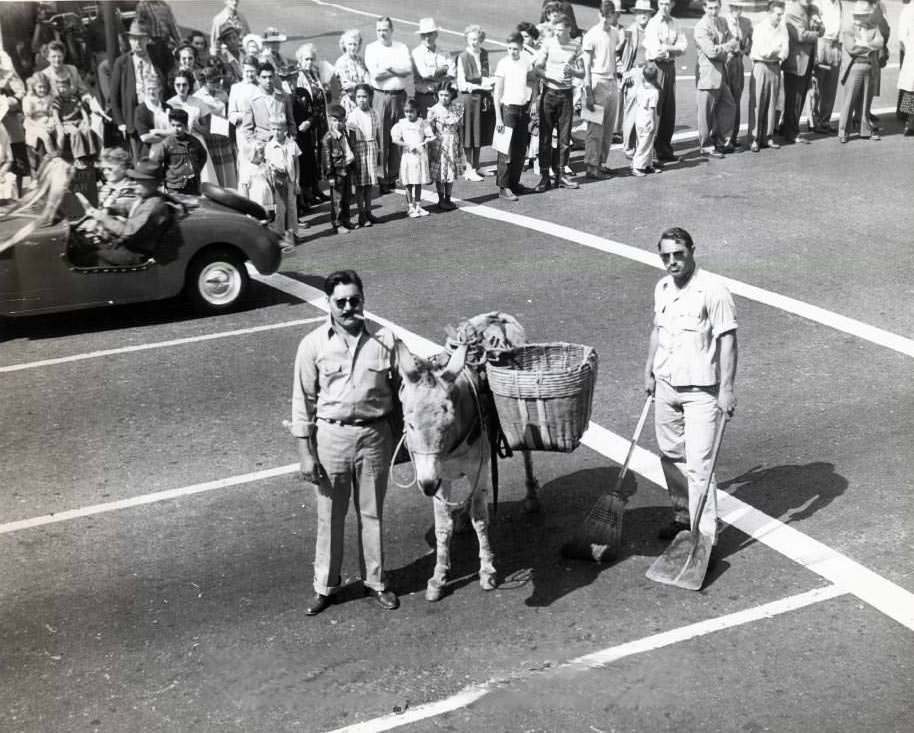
[676,305,707,332]
[317,357,345,380]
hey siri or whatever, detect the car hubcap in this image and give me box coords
[198,261,241,305]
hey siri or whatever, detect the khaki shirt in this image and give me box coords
[652,268,737,387]
[291,319,399,437]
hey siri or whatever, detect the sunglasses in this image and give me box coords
[334,296,363,309]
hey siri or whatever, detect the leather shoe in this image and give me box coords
[367,588,399,610]
[656,153,680,163]
[511,184,532,195]
[499,187,518,201]
[657,520,690,540]
[305,593,333,616]
[534,176,551,193]
[556,176,579,189]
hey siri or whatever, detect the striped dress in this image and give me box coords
[346,107,380,186]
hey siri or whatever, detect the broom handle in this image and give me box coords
[609,395,653,496]
[689,414,729,535]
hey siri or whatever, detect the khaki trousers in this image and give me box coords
[654,379,721,536]
[584,76,619,168]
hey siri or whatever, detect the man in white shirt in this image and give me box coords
[582,1,625,179]
[643,0,688,162]
[365,17,413,192]
[748,0,789,151]
[411,18,454,118]
[494,32,535,200]
[811,0,843,133]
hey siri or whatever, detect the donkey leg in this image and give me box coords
[470,488,497,591]
[426,494,454,602]
[521,450,541,514]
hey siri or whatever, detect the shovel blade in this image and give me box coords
[646,529,714,591]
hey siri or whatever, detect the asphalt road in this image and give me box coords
[2,1,913,732]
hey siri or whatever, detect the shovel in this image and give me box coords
[646,415,728,591]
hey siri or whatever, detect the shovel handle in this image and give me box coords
[610,395,653,496]
[690,413,729,535]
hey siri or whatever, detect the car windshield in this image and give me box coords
[0,159,79,254]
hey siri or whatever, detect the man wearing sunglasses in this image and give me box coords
[643,227,738,546]
[290,270,401,615]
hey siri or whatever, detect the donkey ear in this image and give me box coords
[439,342,468,383]
[395,339,421,383]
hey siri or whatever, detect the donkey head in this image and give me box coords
[396,340,471,496]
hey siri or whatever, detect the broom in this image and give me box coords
[561,395,652,563]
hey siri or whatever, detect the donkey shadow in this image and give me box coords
[388,467,675,607]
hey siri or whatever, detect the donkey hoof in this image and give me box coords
[522,497,541,514]
[425,583,444,602]
[479,575,497,591]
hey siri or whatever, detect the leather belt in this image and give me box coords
[372,88,405,95]
[318,416,385,427]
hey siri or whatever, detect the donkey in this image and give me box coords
[395,312,540,602]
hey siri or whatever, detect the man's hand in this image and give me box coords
[118,123,127,133]
[495,121,505,133]
[718,387,736,417]
[299,120,311,132]
[584,87,595,112]
[299,454,325,484]
[644,374,656,397]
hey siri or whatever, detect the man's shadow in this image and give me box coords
[387,467,672,608]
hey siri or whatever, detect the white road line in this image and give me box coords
[0,316,326,374]
[253,273,914,632]
[408,190,914,359]
[329,585,846,732]
[0,464,299,535]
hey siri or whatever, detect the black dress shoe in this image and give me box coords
[305,593,333,616]
[534,176,551,193]
[367,589,399,610]
[656,153,680,163]
[657,520,690,540]
[511,184,532,195]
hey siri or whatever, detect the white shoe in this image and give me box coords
[407,204,419,218]
[464,168,484,182]
[415,204,429,216]
[563,164,573,175]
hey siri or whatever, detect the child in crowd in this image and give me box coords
[631,62,660,176]
[265,113,301,250]
[22,72,57,176]
[426,82,464,211]
[390,98,435,218]
[152,108,209,195]
[321,104,356,234]
[240,141,274,216]
[52,76,97,168]
[346,83,380,228]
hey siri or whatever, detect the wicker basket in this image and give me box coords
[485,343,598,452]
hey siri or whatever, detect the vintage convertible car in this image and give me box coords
[0,163,282,317]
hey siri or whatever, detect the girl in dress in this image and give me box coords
[456,25,495,182]
[52,76,97,168]
[631,62,660,176]
[346,83,381,228]
[390,98,435,218]
[426,82,464,211]
[240,141,273,215]
[22,72,57,176]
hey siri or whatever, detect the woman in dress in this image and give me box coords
[194,65,238,188]
[228,54,261,188]
[426,81,464,210]
[133,76,172,159]
[456,25,495,182]
[292,43,330,207]
[334,29,370,113]
[42,41,91,101]
[166,70,218,184]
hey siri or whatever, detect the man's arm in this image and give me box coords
[292,338,323,483]
[717,331,737,416]
[109,57,126,128]
[391,44,414,78]
[644,325,660,396]
[695,20,730,60]
[669,24,688,56]
[493,70,505,128]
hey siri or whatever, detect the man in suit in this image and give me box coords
[620,0,653,158]
[782,0,821,143]
[109,21,166,162]
[724,2,753,148]
[694,0,739,157]
[240,62,295,147]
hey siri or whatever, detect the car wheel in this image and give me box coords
[186,247,249,313]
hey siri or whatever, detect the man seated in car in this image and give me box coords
[82,160,176,266]
[76,147,141,248]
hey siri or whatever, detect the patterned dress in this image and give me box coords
[426,102,465,183]
[346,107,380,186]
[193,86,238,189]
[334,54,371,113]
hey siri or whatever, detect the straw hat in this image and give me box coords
[126,20,149,37]
[262,27,287,43]
[851,0,873,16]
[633,0,654,12]
[415,18,440,35]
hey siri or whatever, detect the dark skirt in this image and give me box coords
[460,92,495,149]
[900,90,914,116]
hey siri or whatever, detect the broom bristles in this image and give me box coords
[562,492,626,563]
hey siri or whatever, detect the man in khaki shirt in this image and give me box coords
[644,227,738,543]
[291,270,401,615]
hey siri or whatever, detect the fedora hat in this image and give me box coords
[633,0,654,12]
[126,20,149,37]
[127,160,164,181]
[851,0,873,16]
[415,17,440,35]
[262,27,287,43]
